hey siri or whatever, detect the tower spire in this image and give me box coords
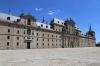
[21,8,24,15]
[42,15,45,23]
[70,17,72,20]
[8,9,11,15]
[89,23,92,31]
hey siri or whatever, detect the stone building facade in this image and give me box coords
[0,11,96,50]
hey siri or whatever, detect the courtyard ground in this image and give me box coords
[0,47,100,66]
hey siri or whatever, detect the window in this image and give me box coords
[17,42,19,46]
[48,43,49,46]
[42,43,44,46]
[24,31,25,34]
[37,38,38,41]
[41,24,43,27]
[58,21,59,23]
[46,26,48,28]
[43,39,44,41]
[27,19,31,25]
[52,43,53,46]
[56,36,57,38]
[37,43,38,46]
[17,37,19,40]
[7,42,9,46]
[42,34,44,36]
[48,34,49,37]
[56,44,57,46]
[17,31,19,34]
[52,35,53,37]
[17,19,20,22]
[7,36,10,39]
[8,29,10,33]
[27,28,31,35]
[37,33,38,36]
[52,39,53,42]
[7,17,10,20]
[48,39,49,41]
[56,40,57,42]
[62,23,63,24]
[32,33,34,35]
[60,44,61,46]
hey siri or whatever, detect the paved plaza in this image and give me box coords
[0,47,100,66]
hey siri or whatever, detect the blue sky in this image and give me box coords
[0,0,100,43]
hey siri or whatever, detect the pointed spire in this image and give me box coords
[70,17,72,20]
[89,23,92,31]
[42,15,45,23]
[67,18,68,21]
[8,9,11,15]
[46,21,48,24]
[21,8,24,15]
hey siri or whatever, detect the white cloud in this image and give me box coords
[39,8,43,10]
[35,8,38,11]
[35,8,43,11]
[48,12,54,15]
[57,10,60,11]
[49,11,53,12]
[47,11,55,15]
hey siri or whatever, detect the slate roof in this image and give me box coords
[36,22,53,30]
[0,12,20,22]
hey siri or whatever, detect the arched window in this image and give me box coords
[27,28,31,35]
[27,19,31,25]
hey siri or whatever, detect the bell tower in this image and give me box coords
[87,23,95,39]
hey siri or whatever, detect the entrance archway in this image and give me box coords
[71,42,74,48]
[27,42,30,49]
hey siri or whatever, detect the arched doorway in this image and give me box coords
[70,42,74,48]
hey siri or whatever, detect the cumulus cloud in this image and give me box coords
[35,8,43,11]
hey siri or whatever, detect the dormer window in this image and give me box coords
[17,19,20,22]
[7,17,10,20]
[58,21,59,23]
[27,19,31,25]
[41,24,43,27]
[62,23,63,24]
[46,26,48,28]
